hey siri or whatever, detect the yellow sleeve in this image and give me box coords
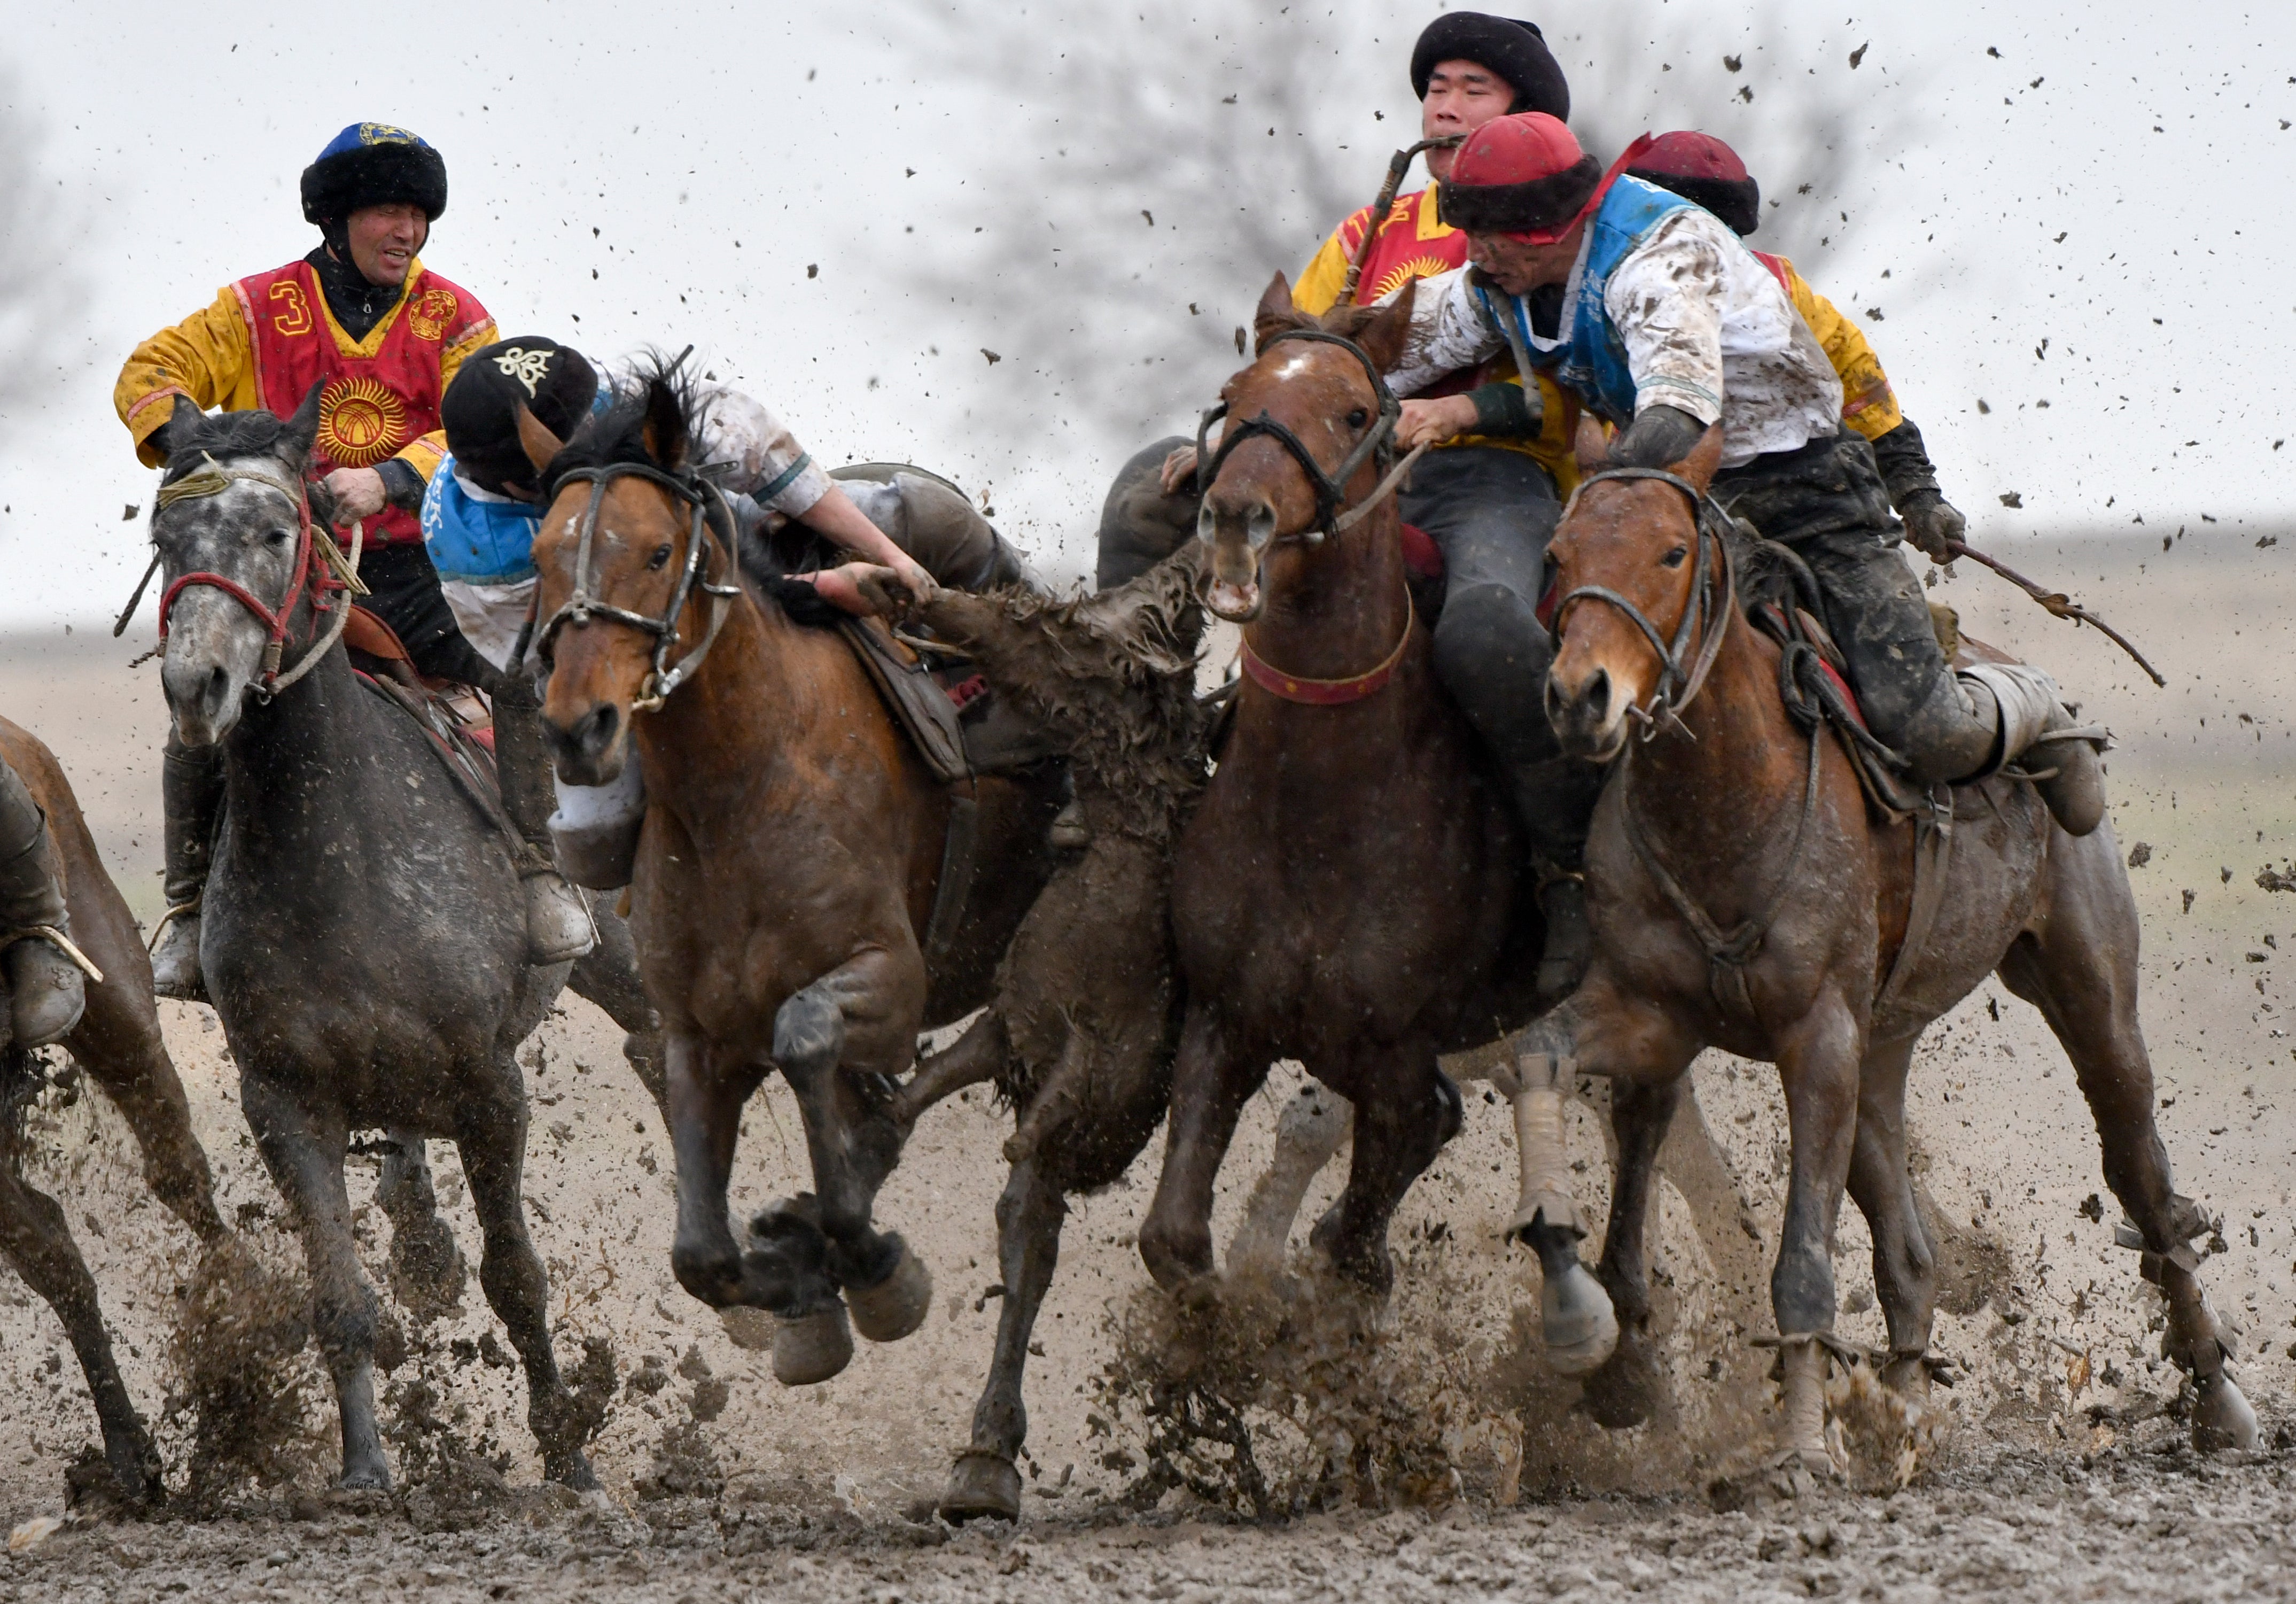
[391,315,501,485]
[114,286,260,467]
[1292,224,1357,317]
[1779,261,1903,441]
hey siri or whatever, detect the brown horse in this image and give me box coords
[1137,275,1568,1307]
[1517,427,2256,1468]
[0,718,225,1505]
[525,367,1059,1383]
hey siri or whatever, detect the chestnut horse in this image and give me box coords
[1517,427,2256,1469]
[525,368,1059,1383]
[1138,275,1570,1307]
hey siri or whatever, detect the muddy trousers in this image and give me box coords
[1399,447,1606,873]
[1713,432,1999,786]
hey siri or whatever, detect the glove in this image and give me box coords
[1607,404,1708,470]
[1895,489,1966,561]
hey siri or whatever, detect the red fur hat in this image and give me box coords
[1436,113,1602,243]
[1627,130,1762,237]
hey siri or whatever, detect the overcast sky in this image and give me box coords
[1,1,2292,629]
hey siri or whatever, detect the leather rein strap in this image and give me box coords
[151,456,365,698]
[531,463,744,712]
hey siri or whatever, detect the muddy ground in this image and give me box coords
[0,531,2292,1599]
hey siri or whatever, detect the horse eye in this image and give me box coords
[1347,407,1370,429]
[1661,545,1689,569]
[647,543,674,570]
[266,528,294,546]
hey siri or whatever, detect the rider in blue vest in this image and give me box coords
[1394,112,2106,848]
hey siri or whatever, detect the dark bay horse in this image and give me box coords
[524,368,1059,1385]
[1522,425,2256,1468]
[0,718,226,1505]
[1138,275,1577,1311]
[152,392,606,1489]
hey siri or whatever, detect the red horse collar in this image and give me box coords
[1238,588,1416,707]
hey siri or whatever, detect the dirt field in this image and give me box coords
[0,531,2291,1600]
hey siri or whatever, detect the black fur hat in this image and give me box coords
[1410,13,1569,119]
[442,338,600,494]
[299,122,448,228]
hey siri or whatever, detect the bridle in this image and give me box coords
[530,462,744,713]
[151,457,365,698]
[1194,328,1416,545]
[1545,465,1739,742]
[1195,327,1430,706]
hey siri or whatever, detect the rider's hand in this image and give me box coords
[1896,490,1966,561]
[806,562,918,617]
[1158,445,1200,496]
[1396,394,1480,452]
[322,466,388,523]
[889,553,941,604]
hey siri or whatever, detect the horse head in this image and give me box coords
[528,367,725,787]
[1196,272,1416,622]
[152,388,328,747]
[1543,422,1727,761]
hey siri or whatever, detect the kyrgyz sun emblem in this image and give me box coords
[1373,255,1458,302]
[316,376,410,468]
[407,286,458,342]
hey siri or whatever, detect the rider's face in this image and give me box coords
[1467,223,1587,297]
[1421,59,1515,182]
[344,203,427,288]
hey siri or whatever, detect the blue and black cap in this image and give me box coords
[299,122,448,229]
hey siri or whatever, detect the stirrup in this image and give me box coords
[521,866,598,964]
[0,925,103,983]
[145,895,201,954]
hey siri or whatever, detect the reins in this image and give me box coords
[1197,327,1426,706]
[145,456,366,698]
[530,463,744,712]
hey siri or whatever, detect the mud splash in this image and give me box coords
[161,1234,322,1500]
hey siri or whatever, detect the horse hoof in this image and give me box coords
[1539,1261,1619,1377]
[1579,1342,1662,1430]
[546,1450,601,1491]
[2191,1372,2261,1452]
[720,1307,776,1351]
[337,1463,392,1493]
[847,1241,932,1344]
[938,1451,1022,1523]
[773,1303,854,1385]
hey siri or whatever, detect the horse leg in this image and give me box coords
[454,1072,599,1489]
[891,1010,1008,1130]
[375,1131,467,1322]
[1227,1082,1352,1277]
[567,908,665,1127]
[242,1078,386,1488]
[773,961,931,1346]
[1998,857,2259,1450]
[1842,1033,1939,1397]
[1308,1047,1460,1297]
[1578,1073,1684,1428]
[1766,994,1864,1475]
[940,1153,1067,1523]
[0,1150,165,1506]
[1139,1004,1262,1295]
[663,1032,810,1301]
[63,981,224,1245]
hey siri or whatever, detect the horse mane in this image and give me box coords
[541,348,714,494]
[159,409,339,526]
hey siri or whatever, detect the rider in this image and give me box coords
[1622,130,1969,562]
[113,122,591,999]
[1392,113,2105,833]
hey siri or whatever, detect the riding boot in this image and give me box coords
[153,737,223,1004]
[489,673,598,964]
[1505,757,1607,1002]
[1955,663,2109,836]
[0,766,85,1048]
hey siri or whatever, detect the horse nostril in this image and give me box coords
[204,665,231,716]
[1584,669,1611,718]
[580,703,620,757]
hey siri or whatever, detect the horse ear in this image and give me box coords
[1573,410,1608,477]
[165,393,204,454]
[1668,423,1727,494]
[276,385,325,468]
[640,377,689,471]
[1251,272,1299,352]
[515,401,565,476]
[1349,277,1418,373]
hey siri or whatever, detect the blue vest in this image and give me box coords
[1474,175,1701,428]
[419,454,543,586]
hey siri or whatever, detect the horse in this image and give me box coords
[150,390,608,1490]
[1516,424,2258,1468]
[873,548,1209,1521]
[522,365,1061,1385]
[0,718,227,1506]
[1136,274,1598,1324]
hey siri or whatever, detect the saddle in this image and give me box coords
[343,606,522,849]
